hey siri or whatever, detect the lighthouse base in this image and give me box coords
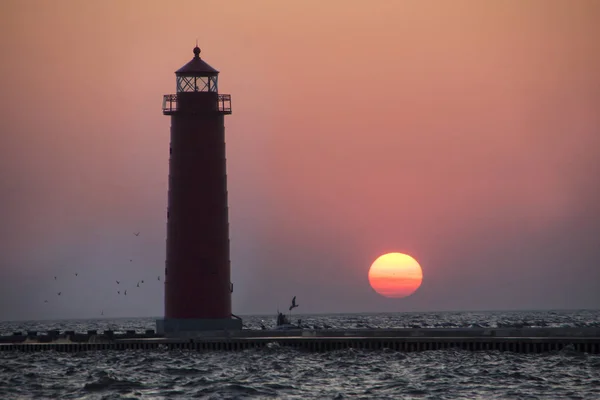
[156,318,243,337]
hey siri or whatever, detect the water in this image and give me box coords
[2,309,599,335]
[1,310,599,399]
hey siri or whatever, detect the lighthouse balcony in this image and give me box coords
[162,94,232,115]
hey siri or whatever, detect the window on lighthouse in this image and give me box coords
[177,76,218,92]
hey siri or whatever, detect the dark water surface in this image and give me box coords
[1,310,599,399]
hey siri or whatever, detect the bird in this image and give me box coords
[157,276,160,281]
[117,291,120,295]
[74,273,78,277]
[124,290,127,296]
[54,276,57,280]
[289,296,299,311]
[141,280,144,284]
[116,280,120,284]
[129,259,133,263]
[133,232,140,236]
[57,292,61,296]
[136,282,140,288]
[101,310,104,316]
[44,300,48,303]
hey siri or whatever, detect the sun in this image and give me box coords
[368,253,423,298]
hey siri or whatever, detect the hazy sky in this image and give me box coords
[1,0,599,321]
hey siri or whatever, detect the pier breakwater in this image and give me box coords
[1,327,599,353]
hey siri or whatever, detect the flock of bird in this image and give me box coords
[44,231,161,316]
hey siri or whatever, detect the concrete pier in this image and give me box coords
[1,327,599,353]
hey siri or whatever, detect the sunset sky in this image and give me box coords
[1,0,599,321]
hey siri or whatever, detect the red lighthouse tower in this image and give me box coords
[157,45,242,334]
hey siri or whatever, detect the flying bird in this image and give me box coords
[57,292,61,296]
[44,300,48,303]
[117,291,120,295]
[75,273,78,276]
[137,282,140,288]
[54,276,57,280]
[124,290,127,296]
[130,259,133,262]
[134,232,140,236]
[116,280,120,284]
[157,276,160,281]
[289,296,299,311]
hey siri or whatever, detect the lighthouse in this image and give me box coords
[157,45,242,334]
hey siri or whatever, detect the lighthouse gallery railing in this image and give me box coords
[162,94,232,114]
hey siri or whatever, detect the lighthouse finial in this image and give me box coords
[193,40,201,58]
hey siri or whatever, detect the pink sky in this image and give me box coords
[0,0,599,320]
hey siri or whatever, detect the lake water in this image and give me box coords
[1,310,599,399]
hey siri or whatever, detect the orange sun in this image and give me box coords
[368,253,423,298]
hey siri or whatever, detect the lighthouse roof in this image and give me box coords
[175,46,219,76]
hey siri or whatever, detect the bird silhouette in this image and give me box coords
[57,292,61,296]
[141,280,144,284]
[289,296,299,311]
[75,273,78,277]
[44,300,48,303]
[157,276,160,281]
[134,232,140,236]
[130,259,133,262]
[136,282,140,288]
[117,291,120,295]
[124,290,127,296]
[54,276,57,280]
[116,280,120,284]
